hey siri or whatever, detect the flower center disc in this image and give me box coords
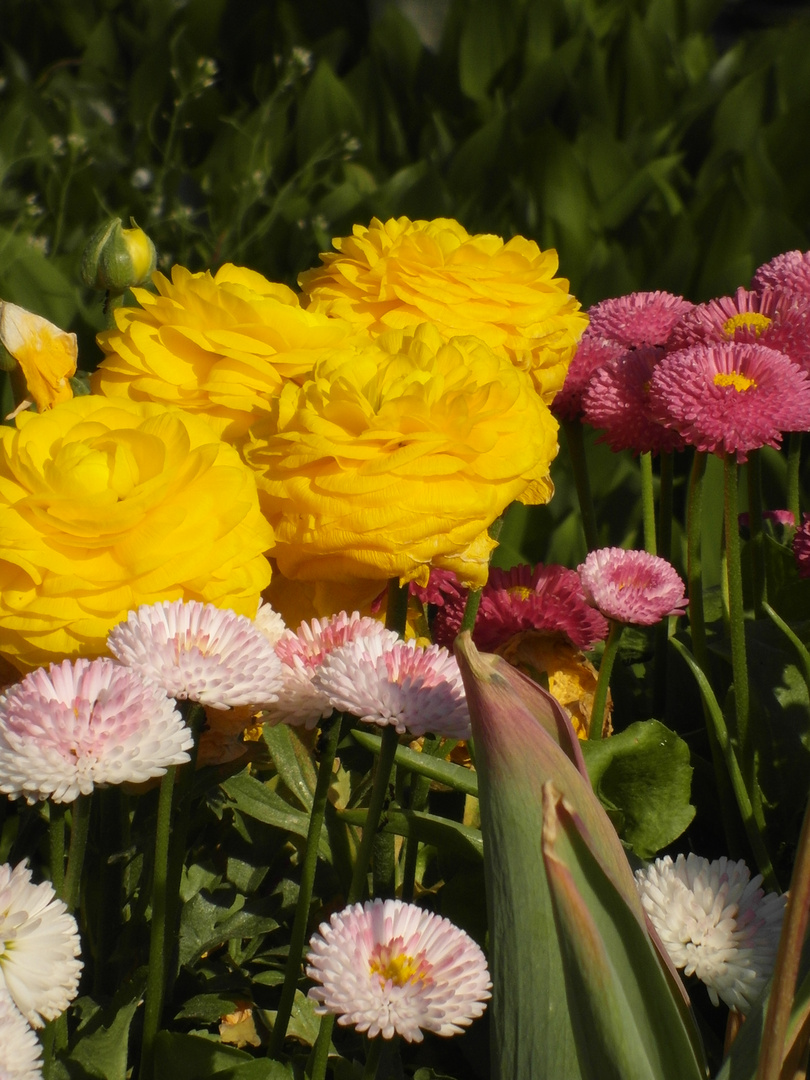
[369,943,429,987]
[722,312,772,337]
[714,371,757,392]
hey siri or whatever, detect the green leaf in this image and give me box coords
[337,807,483,861]
[261,724,316,812]
[580,720,695,858]
[67,972,147,1080]
[458,0,520,101]
[152,1032,252,1080]
[219,771,331,861]
[295,60,362,165]
[350,729,478,796]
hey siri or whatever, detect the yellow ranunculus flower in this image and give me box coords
[0,302,77,411]
[92,263,360,442]
[299,216,589,403]
[244,323,558,589]
[0,397,273,670]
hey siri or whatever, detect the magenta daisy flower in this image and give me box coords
[409,568,467,610]
[753,249,810,301]
[313,635,470,739]
[306,898,491,1042]
[648,341,810,462]
[667,287,810,373]
[578,548,687,626]
[586,291,694,349]
[793,514,810,578]
[107,600,283,711]
[552,331,629,422]
[0,860,83,1027]
[0,659,192,804]
[265,612,395,728]
[581,346,685,455]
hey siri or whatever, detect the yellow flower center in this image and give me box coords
[722,312,771,337]
[714,371,757,392]
[507,585,534,602]
[369,944,428,987]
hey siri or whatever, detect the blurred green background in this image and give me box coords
[2,0,810,351]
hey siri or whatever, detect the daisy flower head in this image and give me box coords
[0,860,82,1027]
[581,346,686,455]
[0,992,44,1080]
[793,513,810,578]
[635,854,786,1013]
[313,634,470,739]
[753,249,810,302]
[551,331,628,422]
[306,898,491,1042]
[0,659,192,804]
[253,600,286,647]
[107,600,283,711]
[578,548,687,626]
[648,341,810,462]
[586,291,694,350]
[265,612,395,729]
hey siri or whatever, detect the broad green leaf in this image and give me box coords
[261,724,316,812]
[220,771,331,862]
[152,1032,251,1080]
[68,972,147,1080]
[295,60,362,165]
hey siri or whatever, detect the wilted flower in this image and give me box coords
[0,302,77,411]
[314,634,470,739]
[648,341,810,462]
[753,249,810,301]
[0,860,83,1027]
[299,215,587,401]
[107,600,283,711]
[307,898,491,1041]
[0,658,192,803]
[635,854,786,1013]
[0,993,44,1080]
[92,263,360,441]
[0,397,272,671]
[245,323,559,589]
[578,548,687,626]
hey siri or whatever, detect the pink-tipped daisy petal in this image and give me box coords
[306,898,491,1042]
[107,600,283,711]
[753,250,810,302]
[586,291,694,349]
[552,332,628,422]
[0,659,193,804]
[0,860,83,1028]
[578,548,687,626]
[266,612,395,729]
[313,635,470,739]
[635,854,786,1013]
[0,992,44,1080]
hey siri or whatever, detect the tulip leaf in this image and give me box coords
[580,720,695,858]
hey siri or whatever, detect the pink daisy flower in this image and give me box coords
[0,659,192,804]
[793,514,810,578]
[265,612,395,729]
[409,568,467,610]
[306,898,491,1042]
[0,992,44,1080]
[581,346,685,455]
[667,287,810,373]
[586,291,694,349]
[313,635,470,739]
[107,600,283,711]
[552,332,628,422]
[753,249,810,301]
[648,341,810,462]
[578,548,687,626]
[0,860,83,1028]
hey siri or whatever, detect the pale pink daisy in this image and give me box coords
[107,600,283,711]
[253,600,286,646]
[0,860,82,1028]
[581,346,685,455]
[306,898,491,1042]
[793,513,810,578]
[578,548,687,626]
[753,249,810,301]
[552,332,628,421]
[0,993,44,1080]
[635,854,786,1013]
[313,635,470,739]
[264,612,394,728]
[0,659,192,804]
[586,290,694,349]
[648,341,810,462]
[667,287,810,373]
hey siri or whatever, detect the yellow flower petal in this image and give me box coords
[0,303,77,410]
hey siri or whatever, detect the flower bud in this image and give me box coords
[81,217,157,293]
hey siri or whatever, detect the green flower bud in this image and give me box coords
[81,217,157,293]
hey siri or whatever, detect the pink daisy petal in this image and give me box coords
[107,600,283,711]
[0,658,192,804]
[581,346,686,455]
[313,635,470,739]
[752,250,810,301]
[306,898,491,1042]
[409,568,467,609]
[578,548,687,625]
[648,341,810,462]
[552,332,628,422]
[586,291,694,349]
[266,612,395,729]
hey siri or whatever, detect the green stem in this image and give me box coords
[269,715,343,1057]
[640,451,657,556]
[361,1037,384,1080]
[563,418,599,552]
[347,725,400,903]
[308,1014,335,1080]
[385,579,410,637]
[49,802,66,898]
[787,431,803,527]
[686,451,709,677]
[400,737,441,902]
[589,621,623,740]
[657,451,674,563]
[724,455,750,761]
[746,449,766,618]
[62,794,92,914]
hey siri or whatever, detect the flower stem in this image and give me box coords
[49,802,66,898]
[746,449,766,618]
[588,620,623,740]
[724,455,750,763]
[269,713,343,1058]
[385,578,410,637]
[562,418,599,552]
[361,1037,383,1080]
[62,794,92,914]
[347,725,400,903]
[657,451,674,562]
[787,431,803,527]
[640,451,657,556]
[686,450,709,677]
